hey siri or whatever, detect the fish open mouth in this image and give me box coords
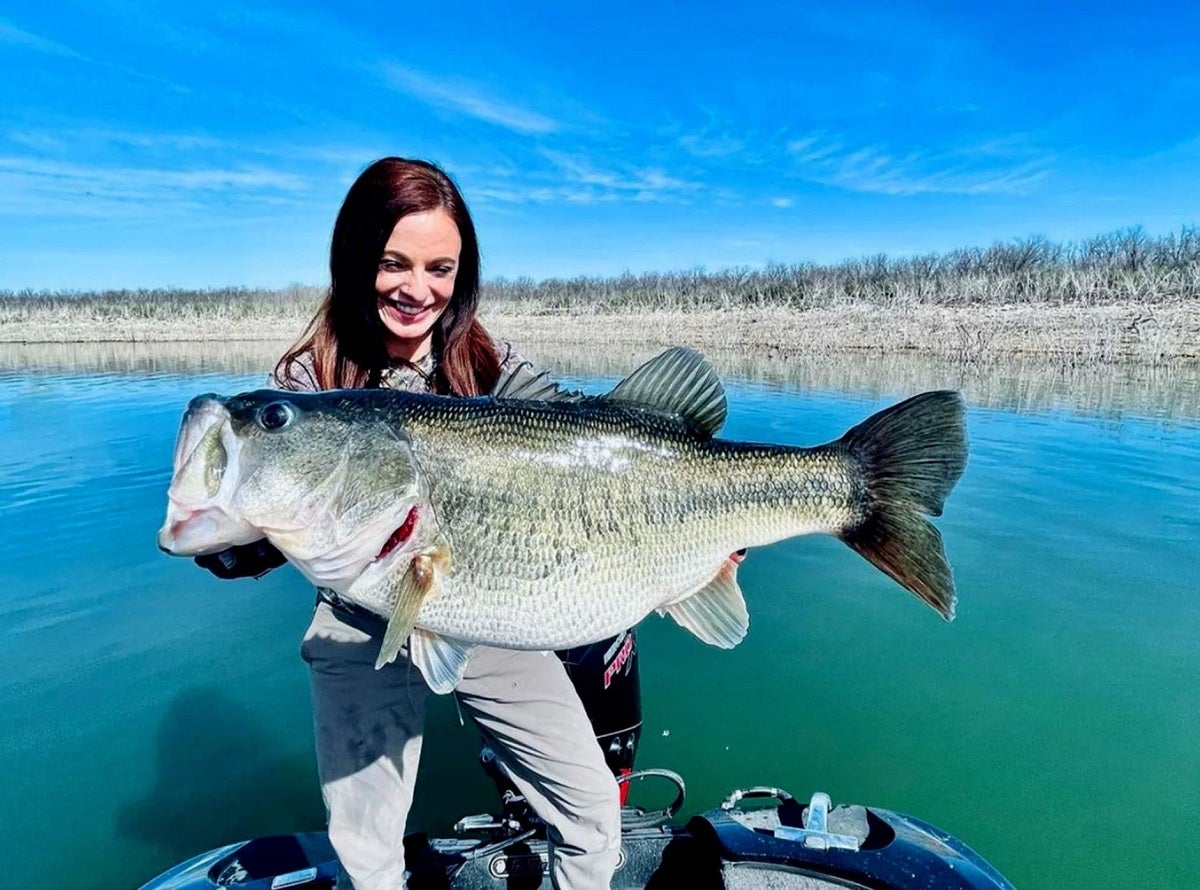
[376,504,420,562]
[158,395,253,555]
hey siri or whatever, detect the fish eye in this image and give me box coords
[258,401,295,431]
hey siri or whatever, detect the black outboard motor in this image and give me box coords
[556,628,642,801]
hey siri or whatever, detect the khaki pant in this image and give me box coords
[301,601,621,889]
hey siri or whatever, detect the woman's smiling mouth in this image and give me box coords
[381,295,432,319]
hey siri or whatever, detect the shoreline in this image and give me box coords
[5,327,1200,422]
[2,302,1198,363]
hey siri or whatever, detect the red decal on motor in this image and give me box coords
[603,633,634,689]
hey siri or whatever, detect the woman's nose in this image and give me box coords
[400,269,429,298]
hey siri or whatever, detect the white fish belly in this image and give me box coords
[413,547,730,649]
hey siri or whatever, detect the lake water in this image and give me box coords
[1,342,1198,889]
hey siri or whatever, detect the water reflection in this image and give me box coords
[2,339,1198,421]
[527,343,1200,422]
[0,340,290,378]
[117,686,322,861]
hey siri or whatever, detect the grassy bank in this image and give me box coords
[3,227,1198,363]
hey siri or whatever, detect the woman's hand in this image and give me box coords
[194,540,286,580]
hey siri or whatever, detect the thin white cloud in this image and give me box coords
[0,156,308,191]
[786,132,1051,196]
[6,131,66,152]
[464,149,703,207]
[472,184,619,206]
[679,130,745,159]
[47,128,229,152]
[672,112,779,165]
[2,125,390,173]
[771,197,794,208]
[44,0,236,57]
[0,15,186,92]
[786,135,845,164]
[437,149,699,207]
[381,63,559,135]
[0,17,88,59]
[540,149,700,200]
[107,131,224,151]
[0,156,312,219]
[937,102,983,114]
[1147,133,1200,163]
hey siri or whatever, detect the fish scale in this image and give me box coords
[369,401,870,648]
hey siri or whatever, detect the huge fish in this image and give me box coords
[158,347,967,693]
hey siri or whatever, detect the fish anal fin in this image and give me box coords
[374,539,452,670]
[409,628,475,694]
[659,559,749,649]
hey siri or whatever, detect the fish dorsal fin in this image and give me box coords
[657,558,748,648]
[492,360,586,402]
[375,539,451,670]
[409,628,475,694]
[606,347,727,437]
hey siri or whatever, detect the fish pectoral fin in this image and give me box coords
[409,628,475,694]
[375,551,443,670]
[659,560,749,649]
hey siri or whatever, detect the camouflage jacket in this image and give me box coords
[275,340,564,398]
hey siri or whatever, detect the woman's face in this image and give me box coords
[375,208,462,361]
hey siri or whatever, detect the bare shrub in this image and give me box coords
[3,227,1197,362]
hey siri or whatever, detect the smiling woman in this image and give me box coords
[198,156,624,890]
[275,158,501,396]
[375,209,461,362]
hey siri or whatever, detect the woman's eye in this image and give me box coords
[259,402,294,431]
[379,259,404,272]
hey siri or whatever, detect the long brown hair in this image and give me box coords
[277,158,500,395]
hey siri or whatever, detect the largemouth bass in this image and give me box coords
[158,348,967,693]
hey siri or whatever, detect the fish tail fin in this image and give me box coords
[836,390,967,620]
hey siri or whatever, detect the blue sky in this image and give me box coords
[2,0,1198,290]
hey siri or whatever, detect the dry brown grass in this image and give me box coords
[3,227,1197,363]
[481,301,1200,365]
[2,300,1196,365]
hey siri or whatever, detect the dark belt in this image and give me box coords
[316,588,385,628]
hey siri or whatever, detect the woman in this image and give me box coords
[201,158,621,890]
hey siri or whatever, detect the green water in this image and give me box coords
[1,344,1197,889]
